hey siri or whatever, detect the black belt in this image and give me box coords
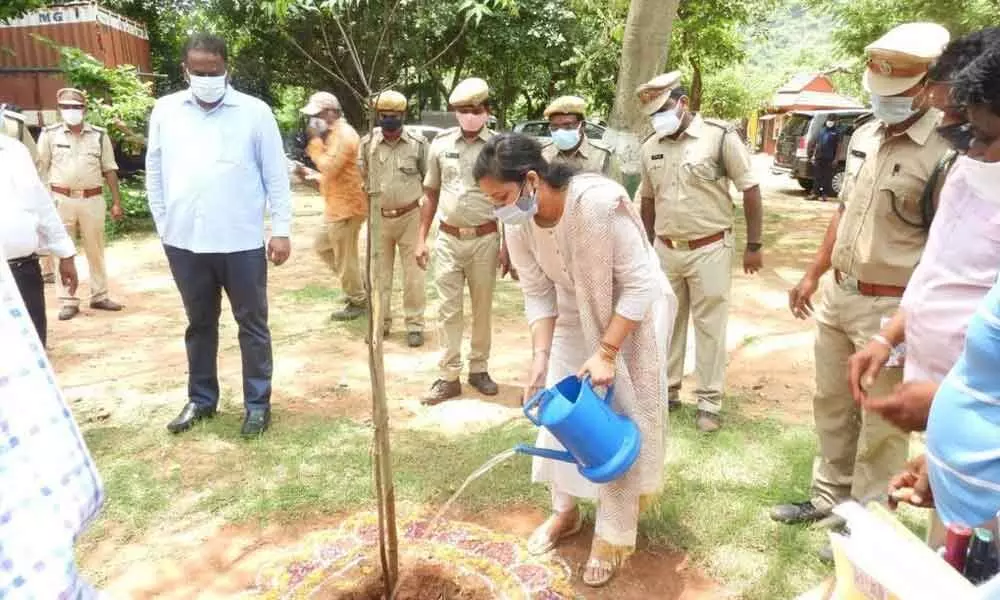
[7,253,39,268]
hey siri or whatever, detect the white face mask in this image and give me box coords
[188,70,228,104]
[652,106,683,136]
[494,183,539,226]
[308,117,329,134]
[962,155,1000,205]
[60,108,84,126]
[871,94,918,126]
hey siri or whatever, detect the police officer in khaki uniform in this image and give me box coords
[36,88,125,321]
[637,72,763,433]
[415,78,501,403]
[360,90,429,348]
[541,95,621,182]
[772,23,952,538]
[1,103,38,161]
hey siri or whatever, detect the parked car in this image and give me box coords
[771,109,871,196]
[407,124,445,143]
[513,119,607,140]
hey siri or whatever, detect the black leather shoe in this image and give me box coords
[241,408,271,437]
[770,500,829,524]
[407,331,424,348]
[468,372,499,396]
[331,302,366,322]
[166,402,217,434]
[422,379,461,406]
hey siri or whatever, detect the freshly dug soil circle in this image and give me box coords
[336,561,494,600]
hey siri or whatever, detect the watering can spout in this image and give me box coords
[514,444,576,464]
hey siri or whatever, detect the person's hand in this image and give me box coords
[888,454,934,510]
[498,243,518,280]
[523,350,549,407]
[848,339,892,403]
[110,203,124,222]
[788,274,819,319]
[415,241,429,270]
[58,257,78,296]
[743,249,763,275]
[268,236,291,266]
[577,350,615,386]
[862,381,937,433]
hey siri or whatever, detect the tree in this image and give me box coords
[811,0,1000,58]
[608,0,680,133]
[0,0,44,22]
[669,0,778,111]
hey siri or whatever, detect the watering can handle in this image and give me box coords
[514,444,576,464]
[583,375,614,404]
[522,388,551,426]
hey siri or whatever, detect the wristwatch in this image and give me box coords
[746,242,763,252]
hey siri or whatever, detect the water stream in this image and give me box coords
[388,447,520,599]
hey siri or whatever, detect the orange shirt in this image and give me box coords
[306,119,367,222]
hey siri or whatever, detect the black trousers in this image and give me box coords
[9,255,47,347]
[164,245,272,410]
[813,160,835,198]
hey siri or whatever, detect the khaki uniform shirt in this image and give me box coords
[36,122,117,189]
[2,112,38,163]
[360,126,428,211]
[424,127,496,227]
[832,109,950,288]
[541,137,620,181]
[639,116,757,240]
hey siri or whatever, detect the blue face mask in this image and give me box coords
[551,127,581,151]
[494,183,538,226]
[871,94,918,126]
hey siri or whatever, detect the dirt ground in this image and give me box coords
[59,155,832,598]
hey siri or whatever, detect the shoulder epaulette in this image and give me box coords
[403,128,426,144]
[4,111,25,123]
[703,118,736,133]
[588,138,612,153]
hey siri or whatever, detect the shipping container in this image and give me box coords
[0,2,152,128]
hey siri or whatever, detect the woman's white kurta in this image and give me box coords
[507,173,676,546]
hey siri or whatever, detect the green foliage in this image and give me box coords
[274,85,310,136]
[55,44,155,154]
[103,176,154,241]
[811,0,1000,59]
[0,0,44,22]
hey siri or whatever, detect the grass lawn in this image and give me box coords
[78,394,934,598]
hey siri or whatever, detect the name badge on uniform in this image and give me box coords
[651,154,664,161]
[56,144,71,148]
[445,152,460,159]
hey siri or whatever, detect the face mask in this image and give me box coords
[652,106,682,136]
[379,116,403,133]
[551,126,581,151]
[494,183,539,226]
[308,117,329,134]
[961,155,1000,204]
[871,94,918,126]
[188,71,227,104]
[456,111,488,133]
[60,109,84,126]
[937,122,974,153]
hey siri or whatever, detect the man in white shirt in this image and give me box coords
[0,133,78,347]
[146,33,292,438]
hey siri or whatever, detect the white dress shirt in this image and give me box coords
[145,87,292,253]
[0,136,75,261]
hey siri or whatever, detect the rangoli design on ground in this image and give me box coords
[249,510,576,599]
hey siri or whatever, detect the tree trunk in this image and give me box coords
[608,0,681,133]
[690,59,703,113]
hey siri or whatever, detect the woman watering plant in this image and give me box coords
[474,134,676,587]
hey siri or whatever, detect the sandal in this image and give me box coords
[526,509,584,555]
[582,538,628,587]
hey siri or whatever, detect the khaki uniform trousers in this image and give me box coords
[315,215,367,306]
[56,194,108,307]
[655,235,732,414]
[379,209,425,333]
[810,275,909,509]
[434,231,499,381]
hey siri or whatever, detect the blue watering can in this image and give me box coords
[516,375,641,484]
